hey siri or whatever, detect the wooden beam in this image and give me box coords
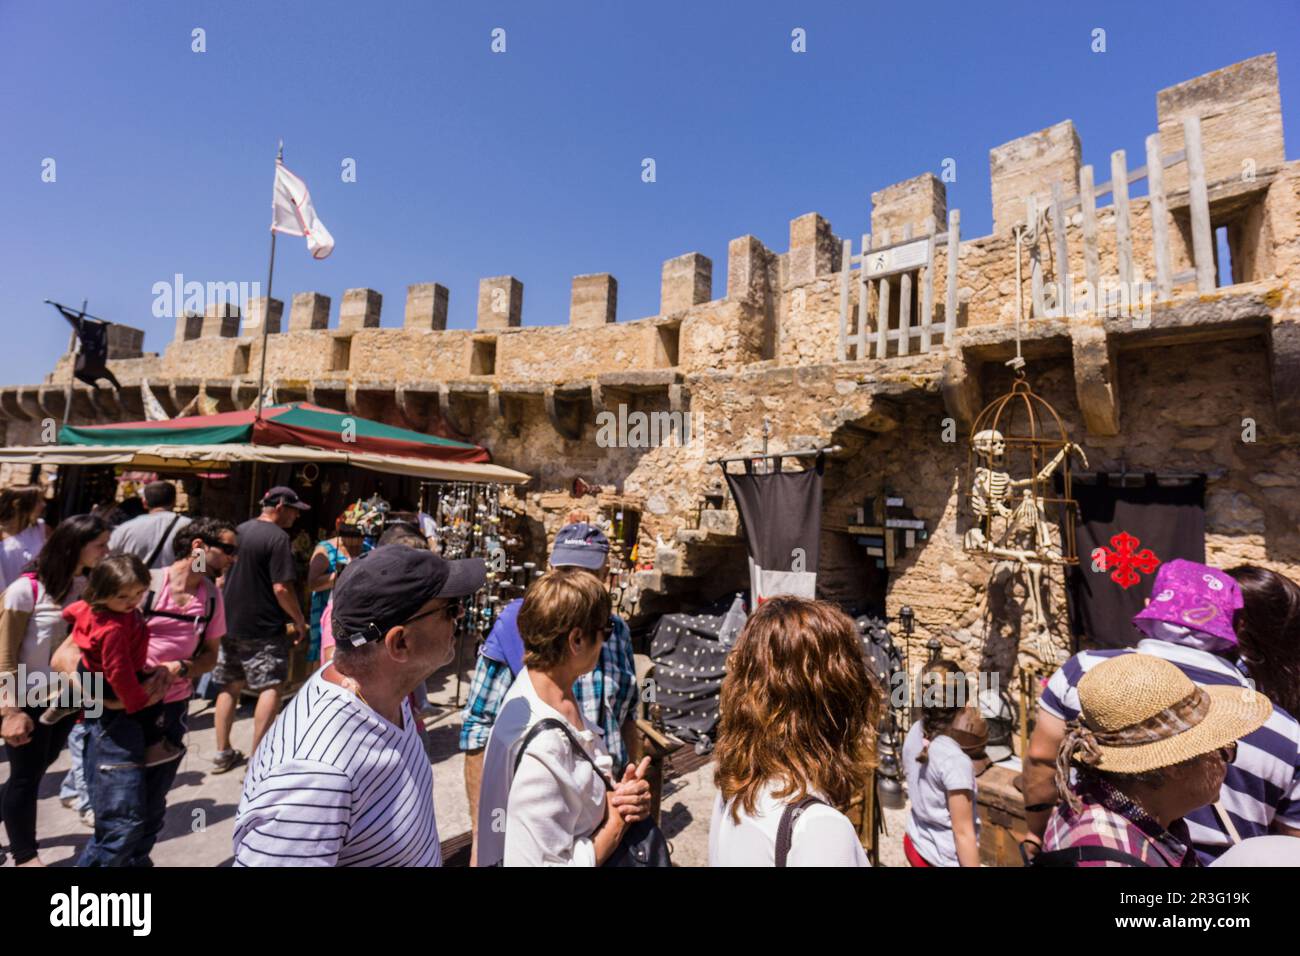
[1145,133,1173,301]
[921,215,936,352]
[837,238,852,361]
[898,224,913,356]
[1051,181,1070,316]
[945,210,960,342]
[1027,194,1044,319]
[875,229,891,359]
[1111,149,1133,287]
[1183,114,1216,293]
[1080,164,1100,298]
[856,233,870,361]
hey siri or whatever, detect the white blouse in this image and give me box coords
[476,667,613,867]
[709,783,872,867]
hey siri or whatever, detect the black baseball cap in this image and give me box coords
[261,486,310,510]
[332,546,485,647]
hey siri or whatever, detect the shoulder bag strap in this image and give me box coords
[775,796,827,868]
[144,513,184,568]
[512,716,614,791]
[1032,844,1152,867]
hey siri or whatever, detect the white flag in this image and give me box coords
[271,161,335,259]
[140,378,169,421]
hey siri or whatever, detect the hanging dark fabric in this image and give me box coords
[1065,474,1206,649]
[724,452,824,602]
[56,305,121,390]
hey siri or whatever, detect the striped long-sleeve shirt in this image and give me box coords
[232,667,441,867]
[1040,638,1300,864]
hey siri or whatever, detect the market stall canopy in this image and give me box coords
[57,402,490,463]
[0,442,531,484]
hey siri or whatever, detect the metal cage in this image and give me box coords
[962,376,1080,565]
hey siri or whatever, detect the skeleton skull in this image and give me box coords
[973,429,1006,464]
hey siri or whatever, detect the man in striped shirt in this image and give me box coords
[233,545,485,866]
[1023,562,1300,863]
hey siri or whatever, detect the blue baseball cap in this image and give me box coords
[550,522,610,570]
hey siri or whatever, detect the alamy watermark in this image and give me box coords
[151,273,260,321]
[888,668,999,710]
[1041,277,1152,327]
[1,666,103,718]
[596,403,704,449]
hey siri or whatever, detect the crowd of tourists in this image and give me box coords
[3,478,1300,868]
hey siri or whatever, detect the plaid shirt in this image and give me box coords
[459,615,638,771]
[1043,776,1199,867]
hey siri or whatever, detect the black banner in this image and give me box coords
[724,453,823,602]
[1068,475,1207,648]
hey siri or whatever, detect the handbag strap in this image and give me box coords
[512,716,613,792]
[144,513,184,567]
[775,796,826,868]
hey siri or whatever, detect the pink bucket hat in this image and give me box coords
[1133,559,1243,647]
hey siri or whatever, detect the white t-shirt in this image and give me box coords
[1,572,85,695]
[902,720,978,867]
[709,784,871,867]
[0,521,46,591]
[476,667,613,867]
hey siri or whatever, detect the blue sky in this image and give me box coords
[1,0,1297,387]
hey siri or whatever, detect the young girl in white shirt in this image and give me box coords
[901,660,987,867]
[709,596,881,867]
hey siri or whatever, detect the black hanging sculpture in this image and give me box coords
[50,301,122,390]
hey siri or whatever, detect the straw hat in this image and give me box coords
[1072,654,1271,775]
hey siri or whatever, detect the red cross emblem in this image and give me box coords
[1096,532,1160,589]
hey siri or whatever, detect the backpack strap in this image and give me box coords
[1031,844,1152,867]
[144,513,184,568]
[512,716,613,791]
[775,796,827,868]
[141,570,215,641]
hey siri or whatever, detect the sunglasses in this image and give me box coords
[1217,741,1238,764]
[402,597,465,627]
[196,541,239,556]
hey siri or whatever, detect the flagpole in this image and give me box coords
[254,141,283,421]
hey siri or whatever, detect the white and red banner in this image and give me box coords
[271,161,335,259]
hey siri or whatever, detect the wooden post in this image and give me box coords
[945,210,960,341]
[1051,181,1070,317]
[1111,149,1133,287]
[875,229,891,359]
[921,215,936,352]
[838,238,852,361]
[1080,164,1100,308]
[1144,133,1172,301]
[1028,195,1044,319]
[1183,114,1216,293]
[898,224,913,356]
[856,233,870,360]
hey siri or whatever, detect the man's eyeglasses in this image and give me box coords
[1217,741,1238,764]
[214,541,239,556]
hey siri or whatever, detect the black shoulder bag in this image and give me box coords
[1028,845,1152,867]
[775,796,827,867]
[513,717,671,867]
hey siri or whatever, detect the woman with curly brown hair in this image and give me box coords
[709,596,880,866]
[1227,565,1300,718]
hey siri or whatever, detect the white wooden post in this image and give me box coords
[1080,164,1100,307]
[856,233,870,360]
[1145,133,1172,300]
[1183,114,1216,293]
[875,229,891,359]
[921,214,936,352]
[898,224,913,356]
[1028,194,1044,319]
[1111,149,1133,287]
[945,210,960,341]
[838,238,852,361]
[1051,180,1070,316]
